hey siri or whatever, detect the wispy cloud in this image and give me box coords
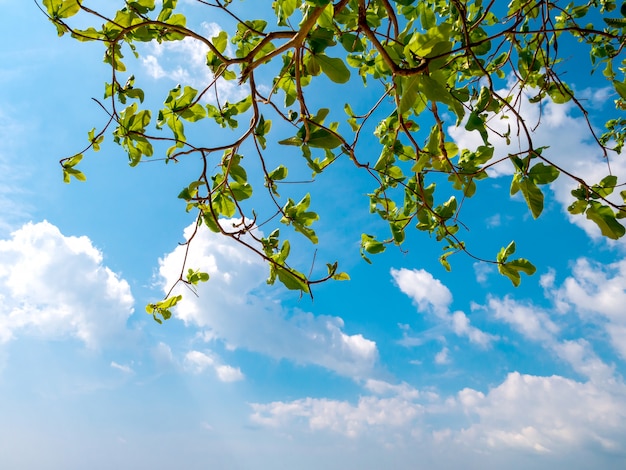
[0,107,34,233]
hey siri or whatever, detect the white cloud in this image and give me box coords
[485,214,501,228]
[434,347,451,365]
[553,257,626,360]
[140,22,246,103]
[110,361,134,374]
[157,220,378,378]
[486,296,559,343]
[184,350,215,374]
[0,221,134,348]
[391,268,496,347]
[391,268,451,314]
[473,262,495,284]
[215,364,244,382]
[485,286,617,383]
[551,339,615,383]
[363,379,424,400]
[141,55,166,79]
[456,371,626,454]
[250,393,424,438]
[451,310,495,345]
[250,371,626,457]
[183,349,244,382]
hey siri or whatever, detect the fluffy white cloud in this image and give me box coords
[250,383,425,438]
[215,364,244,382]
[183,349,244,382]
[391,268,496,347]
[249,371,626,461]
[250,369,626,458]
[391,268,451,314]
[0,221,134,347]
[456,371,626,454]
[158,221,378,378]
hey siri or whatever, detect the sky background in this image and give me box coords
[1,1,626,469]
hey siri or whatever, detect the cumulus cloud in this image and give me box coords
[0,221,134,348]
[456,371,626,454]
[250,380,426,438]
[157,220,378,378]
[391,268,496,347]
[183,349,244,382]
[250,370,626,457]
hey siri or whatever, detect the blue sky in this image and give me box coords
[1,1,626,469]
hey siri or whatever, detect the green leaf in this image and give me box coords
[229,181,253,201]
[592,175,618,198]
[147,294,182,323]
[275,266,310,293]
[586,202,626,239]
[496,242,535,286]
[281,194,319,243]
[273,0,298,26]
[58,0,81,18]
[499,264,520,286]
[515,177,544,219]
[340,33,364,52]
[317,3,334,29]
[507,258,537,276]
[278,136,303,146]
[306,128,342,149]
[613,80,626,100]
[316,53,351,83]
[465,111,489,144]
[398,75,421,116]
[497,241,516,263]
[568,200,588,215]
[268,165,288,180]
[186,268,210,284]
[528,163,560,185]
[361,233,386,255]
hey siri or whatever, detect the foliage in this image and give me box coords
[40,0,626,318]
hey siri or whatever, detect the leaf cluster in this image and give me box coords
[42,0,626,319]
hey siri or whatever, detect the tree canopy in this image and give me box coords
[40,0,626,322]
